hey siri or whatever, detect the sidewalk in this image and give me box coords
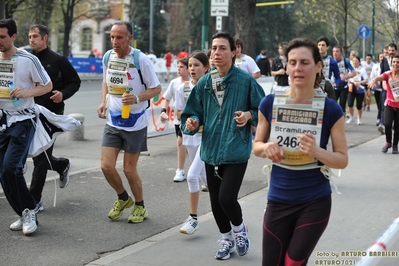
[87,135,399,266]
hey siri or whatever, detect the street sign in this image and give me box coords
[211,0,229,17]
[211,6,228,16]
[358,25,370,39]
[216,16,222,30]
[211,0,228,5]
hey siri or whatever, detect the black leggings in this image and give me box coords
[334,85,348,113]
[205,162,247,233]
[384,105,399,145]
[262,195,331,266]
[374,90,382,120]
[347,91,365,110]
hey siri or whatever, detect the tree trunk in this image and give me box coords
[61,0,75,56]
[232,0,257,58]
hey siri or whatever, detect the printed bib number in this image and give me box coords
[0,59,16,101]
[270,95,325,169]
[106,53,132,95]
[389,79,399,102]
[277,136,299,149]
[109,76,124,85]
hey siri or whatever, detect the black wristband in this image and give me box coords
[161,108,167,114]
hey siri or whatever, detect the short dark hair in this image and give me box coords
[235,38,244,51]
[212,31,236,51]
[113,21,133,35]
[317,36,330,47]
[388,43,398,51]
[333,45,343,53]
[0,18,17,37]
[177,57,189,68]
[285,38,322,88]
[29,24,49,38]
[366,53,373,58]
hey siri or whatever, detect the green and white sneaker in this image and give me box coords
[127,205,148,223]
[108,196,134,220]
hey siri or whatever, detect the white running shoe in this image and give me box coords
[10,217,23,231]
[180,216,199,235]
[21,208,38,235]
[346,117,354,124]
[357,118,363,125]
[173,169,185,182]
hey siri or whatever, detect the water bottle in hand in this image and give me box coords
[8,81,20,107]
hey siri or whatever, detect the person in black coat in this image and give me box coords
[28,24,81,211]
[257,50,271,76]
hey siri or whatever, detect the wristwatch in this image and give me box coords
[135,95,140,104]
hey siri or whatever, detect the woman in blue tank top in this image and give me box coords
[253,38,348,266]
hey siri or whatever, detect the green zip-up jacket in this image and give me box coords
[181,65,265,166]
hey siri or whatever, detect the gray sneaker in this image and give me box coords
[34,201,44,213]
[59,161,71,188]
[215,238,236,260]
[235,224,250,256]
[21,208,38,235]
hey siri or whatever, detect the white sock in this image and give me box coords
[233,223,244,233]
[222,230,233,241]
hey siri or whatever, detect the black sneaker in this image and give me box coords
[235,224,250,256]
[215,239,236,260]
[382,142,392,153]
[59,160,71,188]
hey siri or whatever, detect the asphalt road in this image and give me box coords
[0,80,386,266]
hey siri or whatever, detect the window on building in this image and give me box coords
[81,27,93,51]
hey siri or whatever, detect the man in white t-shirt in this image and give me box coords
[160,57,190,182]
[0,18,53,236]
[97,21,161,224]
[235,39,261,79]
[361,53,375,111]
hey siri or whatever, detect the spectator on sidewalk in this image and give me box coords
[0,18,53,235]
[97,21,161,223]
[253,38,348,265]
[28,24,81,212]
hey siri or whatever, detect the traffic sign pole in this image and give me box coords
[358,25,371,60]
